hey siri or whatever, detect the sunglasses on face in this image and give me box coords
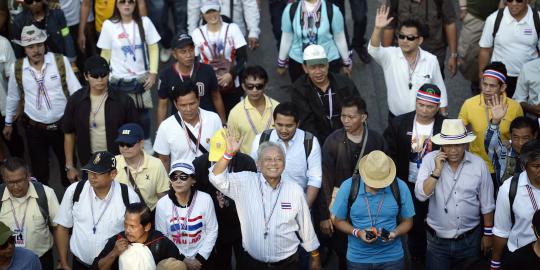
[0,236,14,249]
[507,0,524,3]
[89,72,108,79]
[397,34,419,41]
[24,0,41,5]
[118,142,136,148]
[244,83,265,91]
[118,0,136,4]
[170,173,194,182]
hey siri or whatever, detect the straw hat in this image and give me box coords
[431,119,476,145]
[358,151,396,189]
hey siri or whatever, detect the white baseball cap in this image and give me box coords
[200,0,221,13]
[303,44,328,65]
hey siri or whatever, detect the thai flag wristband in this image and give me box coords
[490,260,501,269]
[223,152,235,160]
[484,227,493,236]
[277,58,288,68]
[352,228,360,238]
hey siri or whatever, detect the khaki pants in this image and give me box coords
[458,13,485,82]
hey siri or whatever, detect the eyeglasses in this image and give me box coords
[23,0,41,5]
[118,142,136,148]
[507,0,524,3]
[244,83,265,91]
[0,236,14,249]
[170,173,194,182]
[4,178,27,187]
[118,0,136,4]
[89,72,108,79]
[397,34,420,41]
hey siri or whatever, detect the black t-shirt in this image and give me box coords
[158,62,219,112]
[92,230,181,269]
[504,242,540,270]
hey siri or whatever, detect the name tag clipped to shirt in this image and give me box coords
[524,27,534,36]
[50,74,59,80]
[13,228,26,247]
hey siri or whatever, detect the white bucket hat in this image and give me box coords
[13,25,47,47]
[431,119,476,145]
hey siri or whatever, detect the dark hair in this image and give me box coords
[125,202,152,226]
[510,116,539,135]
[533,210,540,236]
[399,19,427,38]
[241,65,268,84]
[171,79,199,100]
[0,157,29,177]
[273,102,299,123]
[483,61,508,84]
[110,0,147,54]
[521,139,540,166]
[341,96,368,115]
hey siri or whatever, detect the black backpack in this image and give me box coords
[258,129,314,160]
[72,179,130,207]
[346,174,402,222]
[492,7,540,50]
[0,180,49,224]
[289,0,335,35]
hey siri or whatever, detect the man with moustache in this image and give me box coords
[93,203,182,270]
[3,25,81,187]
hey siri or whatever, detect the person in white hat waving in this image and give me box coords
[415,119,495,270]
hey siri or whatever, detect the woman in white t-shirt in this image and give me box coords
[155,160,218,270]
[191,0,247,115]
[97,0,160,152]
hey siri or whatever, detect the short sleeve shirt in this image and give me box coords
[97,17,161,79]
[331,178,415,264]
[157,63,218,112]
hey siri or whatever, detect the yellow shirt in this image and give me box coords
[115,153,170,210]
[458,94,524,173]
[227,96,279,154]
[94,0,116,32]
[0,183,59,256]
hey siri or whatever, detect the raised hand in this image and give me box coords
[222,127,243,154]
[489,94,508,125]
[374,5,394,30]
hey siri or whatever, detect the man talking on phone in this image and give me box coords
[414,119,495,270]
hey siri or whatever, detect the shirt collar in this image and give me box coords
[1,181,39,201]
[398,47,427,62]
[23,52,53,70]
[277,129,301,145]
[244,95,272,110]
[503,6,534,25]
[90,182,116,201]
[259,173,282,190]
[478,93,508,106]
[357,178,389,196]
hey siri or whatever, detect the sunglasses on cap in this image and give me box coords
[170,173,195,182]
[89,71,108,79]
[244,83,265,91]
[0,236,14,249]
[397,34,420,41]
[23,0,41,5]
[118,0,136,4]
[118,142,136,148]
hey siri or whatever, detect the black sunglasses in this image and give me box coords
[118,142,136,148]
[0,236,14,249]
[118,0,136,4]
[507,0,524,3]
[89,72,108,79]
[24,0,41,5]
[397,34,420,41]
[244,83,265,91]
[170,173,194,182]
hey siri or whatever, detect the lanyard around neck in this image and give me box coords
[364,187,385,229]
[243,98,273,135]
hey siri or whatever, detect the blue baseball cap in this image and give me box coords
[115,123,144,145]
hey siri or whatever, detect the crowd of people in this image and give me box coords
[0,0,539,270]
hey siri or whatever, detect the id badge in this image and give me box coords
[13,228,25,247]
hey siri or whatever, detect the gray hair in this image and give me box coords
[521,140,540,166]
[256,141,286,164]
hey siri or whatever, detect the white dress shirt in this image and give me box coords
[5,52,81,124]
[250,129,322,190]
[0,36,15,116]
[479,6,540,77]
[368,44,447,116]
[54,180,140,265]
[153,109,222,162]
[209,170,319,263]
[494,171,540,252]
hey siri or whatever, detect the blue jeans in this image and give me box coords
[425,226,481,270]
[147,0,187,48]
[347,258,404,270]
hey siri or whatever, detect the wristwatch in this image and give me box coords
[430,173,440,180]
[65,165,73,172]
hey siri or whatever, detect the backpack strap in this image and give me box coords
[508,174,520,226]
[53,53,69,97]
[532,7,540,50]
[72,179,87,204]
[347,174,361,222]
[492,8,505,43]
[229,0,234,21]
[120,183,130,207]
[0,184,5,212]
[259,129,273,145]
[303,131,314,160]
[326,0,334,36]
[31,181,50,225]
[15,58,24,108]
[289,1,300,24]
[390,179,402,221]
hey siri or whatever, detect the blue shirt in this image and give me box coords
[281,1,345,63]
[331,177,415,264]
[6,247,42,270]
